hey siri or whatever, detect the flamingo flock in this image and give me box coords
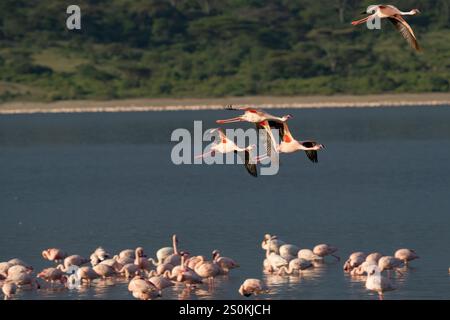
[0,234,424,300]
[0,234,239,300]
[238,234,420,299]
[197,105,325,177]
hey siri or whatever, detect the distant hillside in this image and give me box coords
[1,0,449,102]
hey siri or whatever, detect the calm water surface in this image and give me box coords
[0,106,449,300]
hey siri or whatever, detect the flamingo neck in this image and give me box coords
[400,10,415,15]
[172,235,178,255]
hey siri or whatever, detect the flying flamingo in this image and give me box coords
[217,105,293,156]
[351,5,421,51]
[196,128,258,177]
[256,122,325,163]
[217,105,292,126]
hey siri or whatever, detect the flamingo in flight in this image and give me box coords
[217,105,293,156]
[351,5,421,51]
[196,128,258,177]
[217,105,293,125]
[256,121,325,163]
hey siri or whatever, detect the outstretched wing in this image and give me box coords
[210,128,229,144]
[235,150,258,177]
[225,104,262,113]
[301,141,319,163]
[388,15,421,51]
[267,120,285,141]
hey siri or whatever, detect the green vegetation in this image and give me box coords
[0,0,449,102]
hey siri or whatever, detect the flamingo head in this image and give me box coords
[282,114,293,121]
[367,265,381,276]
[212,250,220,259]
[412,9,421,15]
[263,234,272,241]
[136,247,145,257]
[238,285,251,297]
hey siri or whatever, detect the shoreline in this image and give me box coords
[1,93,450,114]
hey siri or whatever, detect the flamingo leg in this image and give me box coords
[195,150,214,159]
[254,154,270,163]
[351,15,373,26]
[216,117,242,124]
[396,268,405,277]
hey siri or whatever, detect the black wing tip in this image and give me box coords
[245,164,258,177]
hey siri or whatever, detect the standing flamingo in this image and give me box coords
[351,5,421,51]
[313,244,340,261]
[196,128,258,177]
[298,249,323,262]
[2,281,17,300]
[42,248,67,263]
[277,258,313,275]
[395,249,419,265]
[37,268,67,284]
[365,265,395,299]
[366,252,383,264]
[261,234,285,254]
[378,256,404,277]
[343,252,367,272]
[212,250,239,274]
[159,234,182,266]
[134,247,152,271]
[238,279,269,297]
[265,243,288,272]
[194,256,221,284]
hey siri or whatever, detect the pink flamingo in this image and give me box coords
[351,5,421,51]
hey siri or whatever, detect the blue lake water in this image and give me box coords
[0,106,449,299]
